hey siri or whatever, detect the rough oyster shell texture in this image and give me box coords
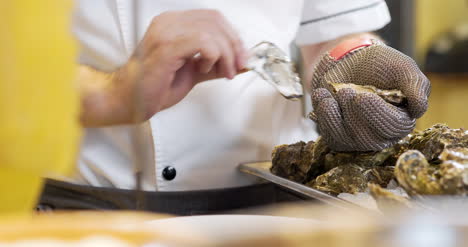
[309,82,408,121]
[328,82,407,106]
[395,124,468,196]
[368,183,413,213]
[271,124,468,209]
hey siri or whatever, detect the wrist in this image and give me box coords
[329,36,375,61]
[78,65,135,127]
[108,58,145,124]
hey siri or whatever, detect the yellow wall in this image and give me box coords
[417,75,468,129]
[415,0,468,130]
[415,0,468,63]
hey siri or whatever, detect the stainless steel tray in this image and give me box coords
[239,161,362,210]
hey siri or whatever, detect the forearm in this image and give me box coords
[300,32,379,90]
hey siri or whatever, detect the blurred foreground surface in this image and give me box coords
[2,200,468,246]
[0,1,80,214]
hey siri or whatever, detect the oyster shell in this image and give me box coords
[328,82,407,106]
[407,124,468,161]
[307,165,394,195]
[271,141,315,183]
[307,137,330,178]
[438,148,468,194]
[394,150,442,196]
[322,146,397,172]
[308,83,408,121]
[271,124,468,200]
[271,138,331,183]
[364,166,395,188]
[394,125,468,196]
[368,183,413,212]
[307,164,368,195]
[395,148,468,196]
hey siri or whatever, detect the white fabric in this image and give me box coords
[296,0,390,45]
[73,0,390,191]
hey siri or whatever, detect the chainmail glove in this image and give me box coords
[310,38,431,152]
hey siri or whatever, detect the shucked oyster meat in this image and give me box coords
[246,41,303,99]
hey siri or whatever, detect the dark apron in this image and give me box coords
[37,179,305,215]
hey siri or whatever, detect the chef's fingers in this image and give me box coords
[168,32,221,74]
[193,55,250,83]
[160,35,241,83]
[213,34,236,79]
[192,63,220,83]
[168,60,199,96]
[336,88,389,151]
[197,41,223,75]
[215,16,247,71]
[196,9,247,71]
[354,92,415,140]
[311,88,353,151]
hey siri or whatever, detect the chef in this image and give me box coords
[38,0,430,214]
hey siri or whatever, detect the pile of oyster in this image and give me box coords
[271,124,468,210]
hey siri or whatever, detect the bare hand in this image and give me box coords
[103,9,247,125]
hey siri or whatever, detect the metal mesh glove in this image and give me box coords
[310,39,431,152]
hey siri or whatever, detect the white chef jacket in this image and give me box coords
[72,0,390,191]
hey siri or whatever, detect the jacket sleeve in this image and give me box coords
[295,0,391,45]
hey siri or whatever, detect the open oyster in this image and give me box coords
[247,41,303,99]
